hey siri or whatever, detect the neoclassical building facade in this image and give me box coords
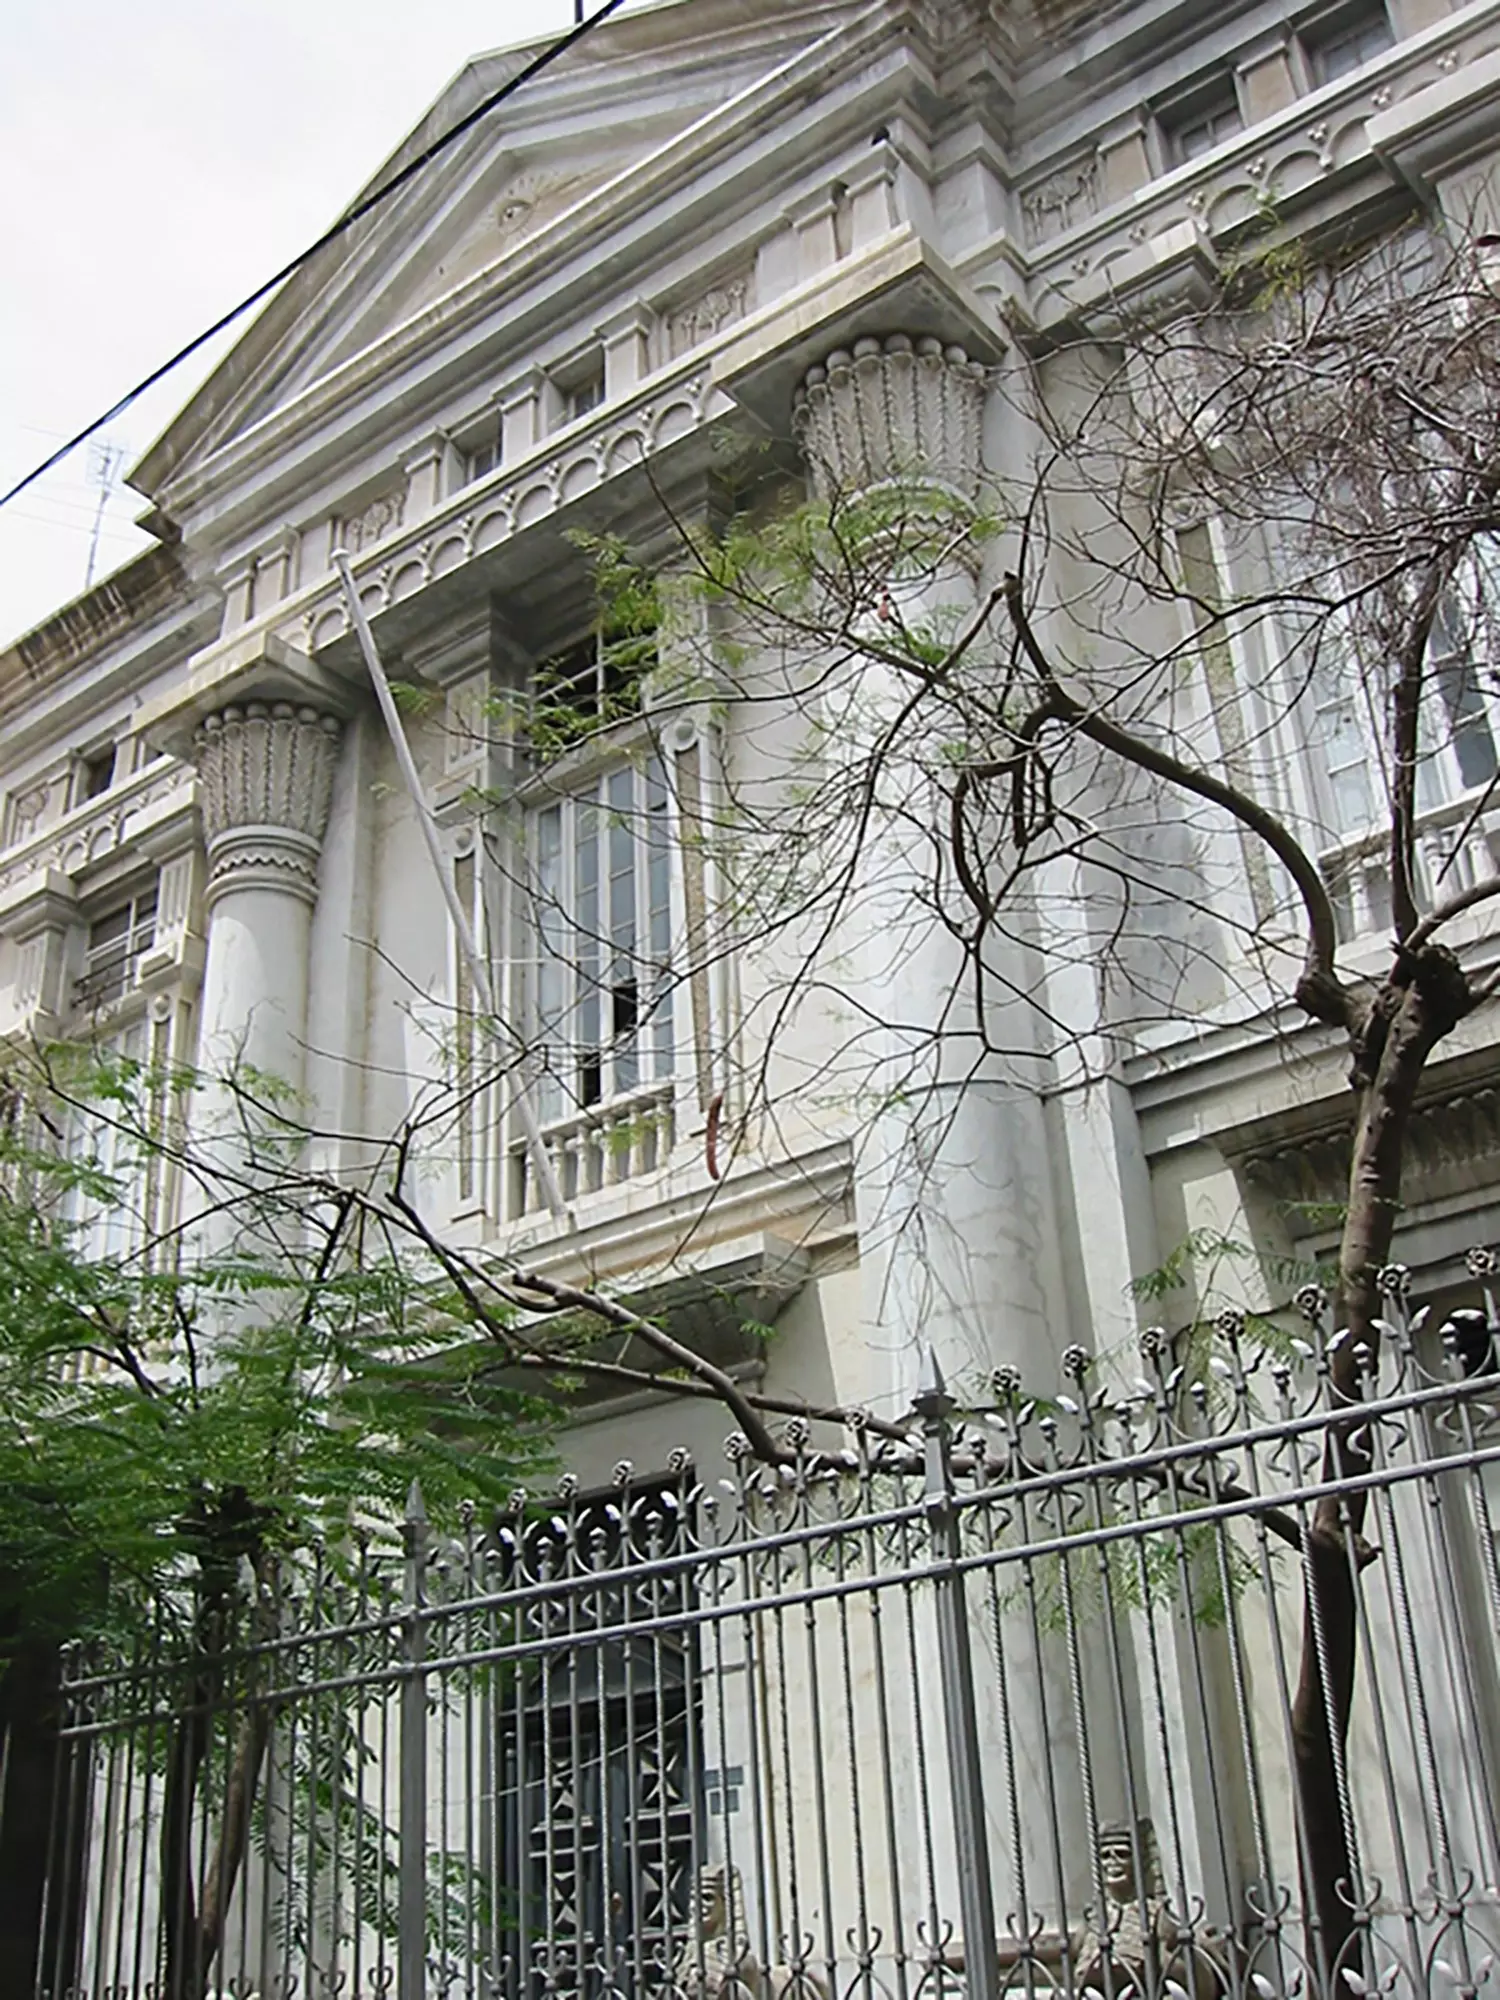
[4,0,1498,1453]
[7,0,1500,1987]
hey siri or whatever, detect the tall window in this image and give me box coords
[61,1020,151,1266]
[531,759,675,1119]
[1303,545,1500,935]
[1308,648,1379,838]
[1417,574,1499,809]
[503,752,679,1215]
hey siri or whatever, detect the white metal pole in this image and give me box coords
[333,550,569,1223]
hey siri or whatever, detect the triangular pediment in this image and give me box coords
[274,137,662,396]
[131,0,865,505]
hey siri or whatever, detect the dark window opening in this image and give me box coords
[611,977,639,1043]
[579,1051,603,1107]
[79,748,115,803]
[563,362,605,424]
[464,420,503,486]
[532,618,655,740]
[1161,79,1243,163]
[1303,1,1394,83]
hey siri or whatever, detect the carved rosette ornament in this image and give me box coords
[193,701,343,907]
[792,335,989,507]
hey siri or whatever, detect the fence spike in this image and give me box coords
[914,1341,955,1421]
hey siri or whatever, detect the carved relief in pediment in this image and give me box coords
[407,166,610,317]
[492,169,595,245]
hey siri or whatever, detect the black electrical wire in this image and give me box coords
[0,0,634,513]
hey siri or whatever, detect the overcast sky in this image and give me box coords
[0,1,635,648]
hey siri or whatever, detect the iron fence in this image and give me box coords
[10,1266,1500,2000]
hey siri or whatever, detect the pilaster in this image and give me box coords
[500,368,547,463]
[0,870,79,1036]
[601,303,658,400]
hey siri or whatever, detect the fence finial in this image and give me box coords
[914,1343,955,1423]
[404,1479,428,1525]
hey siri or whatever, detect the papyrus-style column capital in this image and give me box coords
[792,334,989,505]
[193,701,343,908]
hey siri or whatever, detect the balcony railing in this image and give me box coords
[509,1084,677,1217]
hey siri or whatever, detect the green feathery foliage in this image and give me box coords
[0,1047,556,1652]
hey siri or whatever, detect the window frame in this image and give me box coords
[1291,544,1500,939]
[1156,73,1246,166]
[503,743,683,1215]
[75,877,160,1013]
[1298,0,1395,86]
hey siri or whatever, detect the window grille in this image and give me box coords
[76,882,157,1009]
[495,1484,699,2000]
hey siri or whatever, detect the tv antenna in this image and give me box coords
[84,439,125,590]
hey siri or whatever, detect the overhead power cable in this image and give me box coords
[0,0,633,514]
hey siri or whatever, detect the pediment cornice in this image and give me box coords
[131,0,886,520]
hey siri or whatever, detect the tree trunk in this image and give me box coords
[159,1531,274,2000]
[160,1608,220,2000]
[1291,955,1464,1984]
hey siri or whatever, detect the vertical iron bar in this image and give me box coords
[915,1348,999,2000]
[401,1482,431,2000]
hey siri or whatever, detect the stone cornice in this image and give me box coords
[966,0,1500,329]
[168,231,982,692]
[132,0,868,502]
[488,1137,856,1297]
[0,546,187,695]
[1226,1047,1500,1235]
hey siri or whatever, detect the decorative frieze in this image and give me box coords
[0,760,188,901]
[333,482,407,557]
[666,273,752,360]
[193,702,343,906]
[792,335,989,504]
[1236,1074,1500,1234]
[291,369,718,654]
[1022,155,1101,245]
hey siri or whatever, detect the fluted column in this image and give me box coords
[191,700,343,1123]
